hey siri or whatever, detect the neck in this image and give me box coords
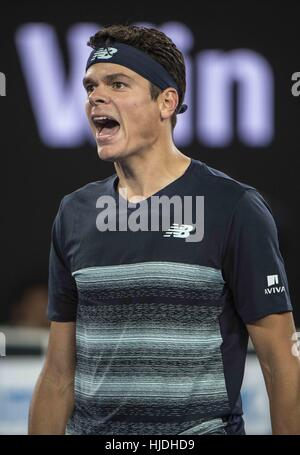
[114,141,191,203]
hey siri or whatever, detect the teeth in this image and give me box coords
[93,116,115,122]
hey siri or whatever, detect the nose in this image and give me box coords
[88,85,110,106]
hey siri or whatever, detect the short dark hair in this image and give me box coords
[87,24,186,130]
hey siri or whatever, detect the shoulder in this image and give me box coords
[58,174,116,214]
[193,158,255,193]
[191,158,268,209]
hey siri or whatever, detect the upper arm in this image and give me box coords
[48,197,78,322]
[43,321,76,381]
[222,189,292,324]
[247,312,298,378]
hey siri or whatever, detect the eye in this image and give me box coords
[112,81,127,89]
[84,84,95,95]
[85,84,94,94]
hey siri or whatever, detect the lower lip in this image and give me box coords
[96,126,121,144]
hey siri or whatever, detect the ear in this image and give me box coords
[159,88,179,120]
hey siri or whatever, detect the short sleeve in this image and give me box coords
[47,198,78,322]
[222,189,293,324]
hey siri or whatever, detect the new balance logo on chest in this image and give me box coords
[163,223,195,238]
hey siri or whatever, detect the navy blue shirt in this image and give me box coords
[48,158,292,435]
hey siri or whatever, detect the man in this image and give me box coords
[28,24,300,435]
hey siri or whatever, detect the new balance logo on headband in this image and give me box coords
[91,47,118,61]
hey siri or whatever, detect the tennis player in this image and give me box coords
[28,24,300,435]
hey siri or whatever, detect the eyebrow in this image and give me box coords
[82,73,134,88]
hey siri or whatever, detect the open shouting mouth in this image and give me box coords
[92,115,121,143]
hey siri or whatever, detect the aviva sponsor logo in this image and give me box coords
[264,274,285,295]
